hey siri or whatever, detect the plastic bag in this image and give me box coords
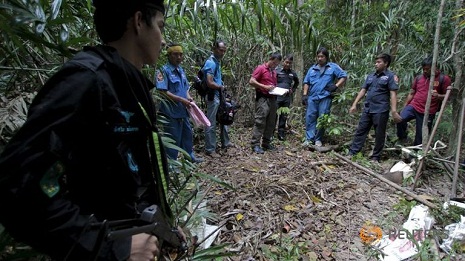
[187,102,210,128]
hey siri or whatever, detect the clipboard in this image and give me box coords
[269,87,289,96]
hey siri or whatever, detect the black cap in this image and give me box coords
[93,0,165,14]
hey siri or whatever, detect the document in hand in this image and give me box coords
[187,103,211,128]
[269,87,289,96]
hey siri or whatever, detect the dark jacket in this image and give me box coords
[0,46,170,260]
[362,69,399,114]
[276,67,299,91]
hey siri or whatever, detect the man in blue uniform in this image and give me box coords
[348,53,402,162]
[157,43,203,163]
[302,47,347,147]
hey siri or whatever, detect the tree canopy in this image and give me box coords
[1,0,464,148]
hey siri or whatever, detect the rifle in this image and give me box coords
[91,205,188,260]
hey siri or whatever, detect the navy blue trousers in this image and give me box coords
[349,111,389,160]
[396,105,434,146]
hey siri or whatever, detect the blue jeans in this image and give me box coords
[349,111,389,160]
[305,96,332,142]
[163,116,195,160]
[205,95,230,153]
[397,105,435,146]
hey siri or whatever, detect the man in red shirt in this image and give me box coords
[249,52,282,154]
[397,57,451,146]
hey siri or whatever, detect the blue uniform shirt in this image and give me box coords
[202,55,222,97]
[156,63,189,118]
[303,62,347,100]
[362,70,399,113]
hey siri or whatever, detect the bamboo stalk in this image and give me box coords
[451,97,465,197]
[334,152,438,209]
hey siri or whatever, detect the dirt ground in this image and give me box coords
[194,126,458,261]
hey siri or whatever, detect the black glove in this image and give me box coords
[302,95,308,106]
[325,83,338,93]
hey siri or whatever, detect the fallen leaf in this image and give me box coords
[308,251,318,261]
[418,194,435,202]
[284,205,298,211]
[311,195,322,203]
[285,150,296,156]
[236,213,244,221]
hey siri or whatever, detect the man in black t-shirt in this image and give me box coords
[275,54,299,140]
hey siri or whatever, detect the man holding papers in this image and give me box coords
[249,52,282,154]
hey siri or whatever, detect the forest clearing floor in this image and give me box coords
[194,125,463,261]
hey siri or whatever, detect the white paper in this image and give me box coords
[373,205,435,261]
[189,220,220,250]
[269,87,289,96]
[184,200,220,250]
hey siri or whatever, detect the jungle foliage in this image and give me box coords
[1,0,465,259]
[1,0,464,147]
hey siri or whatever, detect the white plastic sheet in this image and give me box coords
[373,204,435,261]
[389,161,415,179]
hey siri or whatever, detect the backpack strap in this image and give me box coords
[415,75,422,87]
[438,73,445,93]
[416,74,446,92]
[204,57,220,78]
[196,60,209,109]
[213,57,220,78]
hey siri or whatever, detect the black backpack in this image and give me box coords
[217,90,239,125]
[191,57,219,98]
[191,68,209,97]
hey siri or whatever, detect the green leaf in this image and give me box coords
[51,0,62,20]
[60,23,68,42]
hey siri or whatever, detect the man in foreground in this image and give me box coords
[0,0,171,260]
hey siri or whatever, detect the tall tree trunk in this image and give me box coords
[350,0,357,33]
[294,0,305,108]
[449,0,465,157]
[421,0,446,147]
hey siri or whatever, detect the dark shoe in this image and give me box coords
[191,156,204,163]
[206,151,221,158]
[397,137,412,147]
[221,142,235,149]
[262,144,275,151]
[278,134,285,141]
[370,157,380,163]
[253,145,264,154]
